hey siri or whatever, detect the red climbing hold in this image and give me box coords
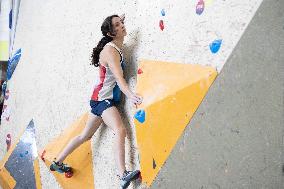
[159,20,164,31]
[6,134,11,151]
[138,68,143,74]
[65,170,74,178]
[41,150,46,162]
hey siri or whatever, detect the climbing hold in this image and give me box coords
[209,39,222,53]
[138,68,143,74]
[40,150,46,162]
[19,150,29,157]
[7,48,22,80]
[9,9,12,29]
[6,134,11,151]
[159,20,164,31]
[65,170,74,178]
[161,9,165,16]
[19,151,29,157]
[152,158,156,169]
[196,0,205,15]
[4,89,10,100]
[2,81,7,95]
[134,110,146,123]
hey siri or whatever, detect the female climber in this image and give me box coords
[50,14,142,189]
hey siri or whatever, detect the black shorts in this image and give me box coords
[90,99,116,116]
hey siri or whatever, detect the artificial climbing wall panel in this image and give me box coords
[134,60,217,186]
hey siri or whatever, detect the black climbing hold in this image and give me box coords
[153,158,156,169]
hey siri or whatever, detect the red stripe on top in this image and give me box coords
[91,65,106,101]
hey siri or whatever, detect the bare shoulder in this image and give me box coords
[100,45,120,66]
[102,45,117,55]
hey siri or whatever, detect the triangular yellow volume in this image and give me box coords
[135,60,218,186]
[40,113,95,189]
[0,167,16,189]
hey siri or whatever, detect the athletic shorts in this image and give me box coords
[90,99,117,116]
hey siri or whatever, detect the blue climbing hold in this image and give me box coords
[161,9,165,16]
[9,9,12,29]
[134,110,146,123]
[7,48,22,80]
[2,81,7,95]
[210,39,222,53]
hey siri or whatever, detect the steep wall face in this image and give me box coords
[151,0,284,188]
[0,0,274,188]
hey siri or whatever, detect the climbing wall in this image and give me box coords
[134,0,262,72]
[0,0,264,188]
[0,120,41,189]
[40,113,95,189]
[134,60,217,186]
[131,0,262,186]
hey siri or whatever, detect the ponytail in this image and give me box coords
[91,14,119,67]
[91,36,113,67]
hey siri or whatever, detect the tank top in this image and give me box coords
[91,42,125,102]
